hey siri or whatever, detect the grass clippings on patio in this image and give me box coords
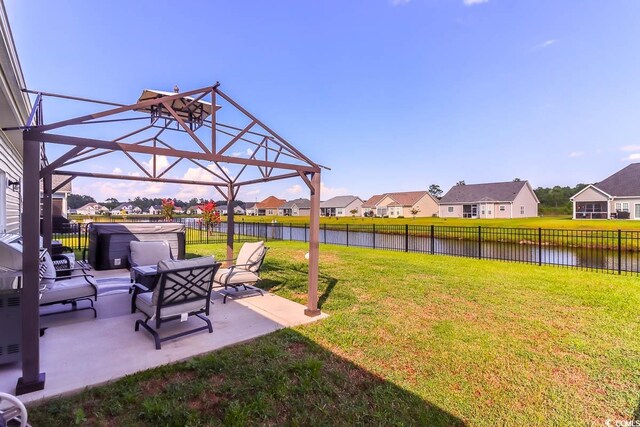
[29,241,640,426]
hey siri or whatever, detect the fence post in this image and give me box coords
[324,223,327,244]
[478,226,482,259]
[346,224,349,246]
[304,224,307,243]
[265,223,268,242]
[430,225,435,254]
[538,228,542,266]
[372,224,376,249]
[405,224,409,252]
[290,223,293,241]
[618,229,622,275]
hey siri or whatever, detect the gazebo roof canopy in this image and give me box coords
[13,83,325,198]
[136,89,219,126]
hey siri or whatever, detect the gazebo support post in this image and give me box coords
[16,139,45,395]
[305,171,321,317]
[41,172,53,251]
[226,184,235,266]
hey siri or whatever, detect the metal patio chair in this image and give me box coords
[213,241,269,303]
[132,256,220,349]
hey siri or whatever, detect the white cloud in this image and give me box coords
[175,163,231,200]
[568,151,585,158]
[237,187,261,202]
[142,155,170,174]
[620,145,640,152]
[284,184,303,196]
[622,153,640,162]
[390,0,410,5]
[320,182,350,200]
[74,179,167,202]
[532,39,557,50]
[112,167,122,175]
[230,148,254,158]
[463,0,488,5]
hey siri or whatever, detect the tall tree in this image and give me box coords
[102,197,120,209]
[67,194,96,209]
[428,184,443,199]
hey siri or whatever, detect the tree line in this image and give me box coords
[67,195,245,211]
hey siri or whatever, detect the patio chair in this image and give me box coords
[128,240,173,288]
[132,256,220,349]
[39,250,98,318]
[213,241,269,303]
[0,392,29,427]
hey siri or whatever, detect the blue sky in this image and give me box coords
[6,0,640,203]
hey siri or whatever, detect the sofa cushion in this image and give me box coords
[40,252,57,290]
[130,240,172,267]
[136,291,208,319]
[214,268,260,286]
[40,275,97,304]
[236,241,265,272]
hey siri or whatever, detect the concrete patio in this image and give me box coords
[0,269,326,405]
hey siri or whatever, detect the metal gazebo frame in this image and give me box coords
[13,83,323,394]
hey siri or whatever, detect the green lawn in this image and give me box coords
[29,242,640,426]
[233,214,640,231]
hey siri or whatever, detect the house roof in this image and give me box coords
[320,195,362,208]
[282,198,311,209]
[244,202,257,209]
[386,191,431,207]
[593,163,640,197]
[150,205,162,210]
[78,202,106,210]
[113,203,134,210]
[39,174,73,193]
[440,181,529,204]
[361,194,385,208]
[257,196,286,209]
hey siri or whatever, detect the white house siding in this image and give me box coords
[0,5,30,234]
[293,206,310,216]
[0,135,21,233]
[401,194,439,218]
[439,204,463,218]
[511,186,539,218]
[572,187,609,202]
[611,198,640,219]
[494,203,512,219]
[341,199,363,217]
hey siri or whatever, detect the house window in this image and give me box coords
[622,203,629,212]
[615,202,621,211]
[520,206,525,215]
[337,209,343,215]
[499,205,505,212]
[447,206,454,213]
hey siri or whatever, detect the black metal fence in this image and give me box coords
[53,218,640,275]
